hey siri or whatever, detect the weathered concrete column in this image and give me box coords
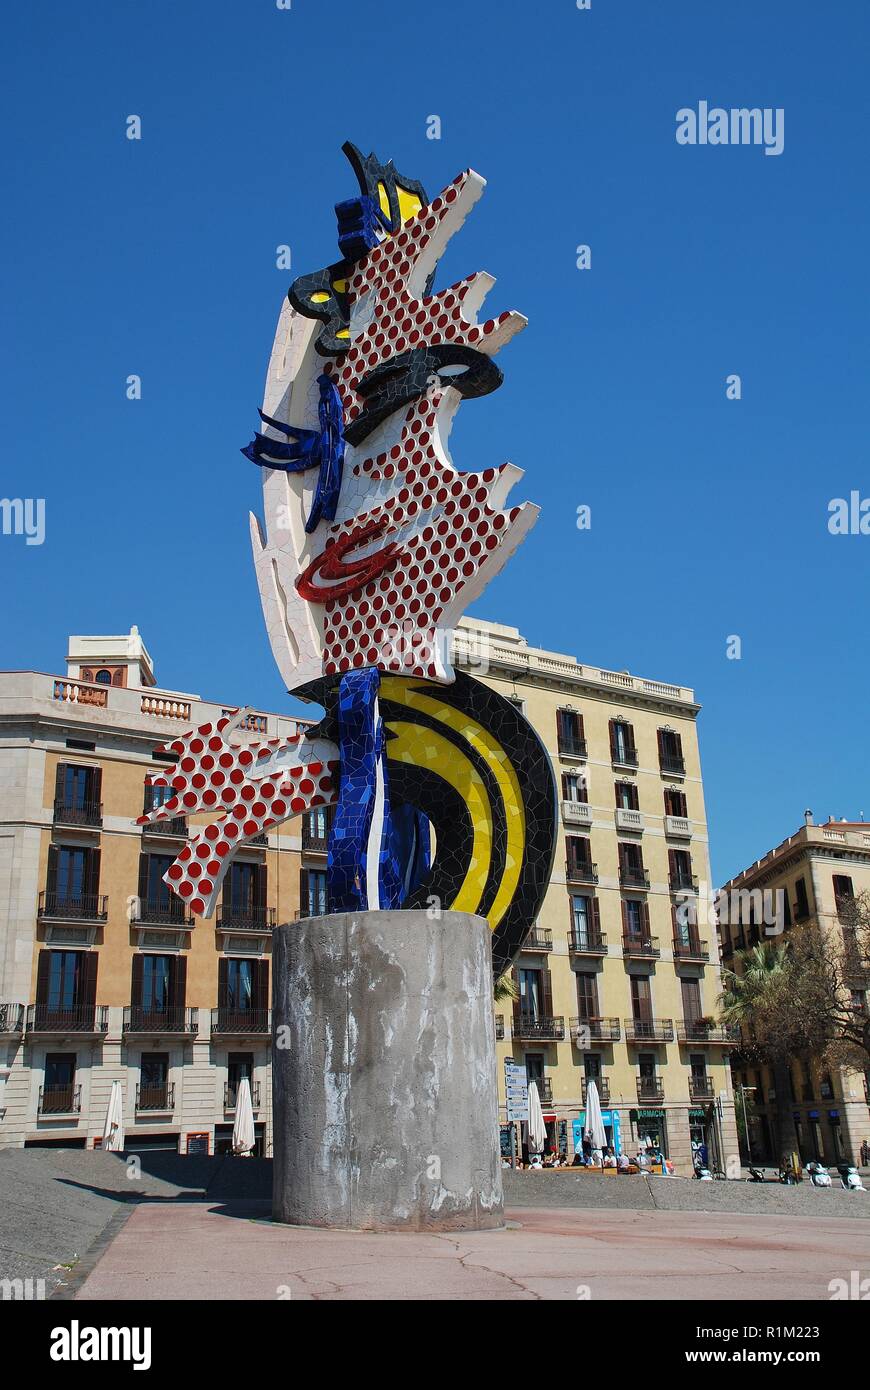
[272,910,504,1231]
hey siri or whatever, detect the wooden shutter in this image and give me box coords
[591,898,601,934]
[131,954,144,1007]
[79,952,98,1008]
[85,849,101,899]
[657,729,666,759]
[255,864,267,910]
[641,902,651,934]
[625,722,636,756]
[299,868,309,917]
[171,955,187,1008]
[253,959,269,1011]
[91,766,103,806]
[673,731,683,757]
[608,719,618,759]
[218,958,229,1008]
[540,968,553,1017]
[54,763,67,805]
[668,848,677,878]
[36,949,52,1005]
[138,853,149,906]
[621,900,629,934]
[46,844,59,897]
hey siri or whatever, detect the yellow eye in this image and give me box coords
[332,279,347,294]
[310,291,330,304]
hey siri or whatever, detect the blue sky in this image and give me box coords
[1,0,868,883]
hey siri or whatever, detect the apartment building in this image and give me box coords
[719,818,870,1167]
[455,619,738,1175]
[0,621,737,1173]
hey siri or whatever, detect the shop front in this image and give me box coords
[571,1108,622,1156]
[630,1107,668,1157]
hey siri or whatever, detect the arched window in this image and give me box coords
[95,669,112,685]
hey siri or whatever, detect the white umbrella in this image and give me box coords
[583,1079,607,1150]
[102,1079,124,1152]
[232,1077,256,1157]
[526,1080,547,1155]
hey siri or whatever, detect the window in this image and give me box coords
[95,669,112,685]
[561,772,588,804]
[144,782,177,813]
[141,1053,169,1090]
[615,781,639,810]
[566,835,594,875]
[305,807,330,841]
[222,862,267,927]
[130,954,186,1024]
[141,955,172,1010]
[690,1053,707,1083]
[138,854,177,913]
[300,868,327,917]
[42,1053,77,1114]
[570,894,600,945]
[794,877,810,920]
[584,1053,601,1080]
[668,848,694,889]
[630,975,652,1021]
[575,973,599,1020]
[638,1051,656,1079]
[622,898,648,937]
[556,709,586,756]
[56,763,100,812]
[833,874,854,918]
[35,949,97,1026]
[47,952,82,1011]
[657,728,684,773]
[680,977,702,1021]
[609,719,637,765]
[664,787,687,818]
[618,841,647,885]
[517,968,541,1019]
[217,958,268,1023]
[525,1053,544,1086]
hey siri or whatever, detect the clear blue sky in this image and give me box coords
[2,0,868,884]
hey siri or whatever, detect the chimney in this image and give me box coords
[804,809,813,827]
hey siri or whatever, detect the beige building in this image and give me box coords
[455,619,738,1176]
[719,818,870,1167]
[0,621,737,1173]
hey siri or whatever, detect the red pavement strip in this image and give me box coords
[72,1202,870,1301]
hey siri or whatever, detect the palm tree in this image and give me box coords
[720,942,800,1173]
[494,972,518,1005]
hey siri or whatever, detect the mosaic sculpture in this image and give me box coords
[139,142,557,975]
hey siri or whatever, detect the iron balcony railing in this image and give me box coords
[622,933,660,958]
[28,1004,108,1033]
[669,870,698,893]
[659,753,686,776]
[133,899,194,928]
[136,1082,175,1112]
[582,1077,611,1105]
[689,1077,715,1100]
[673,935,709,961]
[611,746,638,767]
[216,905,276,932]
[625,1017,675,1043]
[521,928,553,952]
[636,1077,665,1104]
[533,1077,553,1104]
[557,734,588,759]
[38,892,108,922]
[53,798,102,828]
[123,1006,198,1035]
[570,1016,621,1042]
[224,1081,261,1109]
[566,859,599,884]
[619,865,650,889]
[0,1003,24,1034]
[512,1014,565,1041]
[211,1007,272,1035]
[142,816,188,838]
[495,1015,504,1039]
[38,1083,82,1115]
[567,930,608,955]
[301,828,329,854]
[677,1021,738,1044]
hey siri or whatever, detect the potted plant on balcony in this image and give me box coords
[693,1016,715,1034]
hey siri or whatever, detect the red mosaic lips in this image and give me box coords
[296,517,403,603]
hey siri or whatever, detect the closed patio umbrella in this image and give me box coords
[232,1076,256,1157]
[102,1079,125,1153]
[526,1080,547,1155]
[583,1079,607,1151]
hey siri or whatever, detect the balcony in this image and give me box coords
[611,746,638,769]
[0,1003,24,1035]
[672,935,709,962]
[557,734,587,761]
[659,753,686,776]
[622,933,660,959]
[689,1076,715,1101]
[123,1006,198,1036]
[136,1082,175,1112]
[520,927,553,953]
[216,905,276,933]
[211,1007,272,1036]
[664,815,692,839]
[53,798,102,829]
[38,892,108,923]
[625,1017,674,1043]
[38,1084,82,1116]
[615,808,643,833]
[582,1077,611,1106]
[618,865,649,890]
[133,900,194,929]
[28,1004,109,1034]
[495,1014,504,1040]
[567,930,608,957]
[677,1020,739,1045]
[302,826,329,854]
[224,1081,261,1110]
[512,1013,565,1041]
[566,859,598,885]
[636,1077,665,1104]
[669,870,698,893]
[562,800,592,827]
[571,1016,621,1042]
[142,815,188,839]
[530,1077,553,1105]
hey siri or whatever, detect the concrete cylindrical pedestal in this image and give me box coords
[272,910,504,1231]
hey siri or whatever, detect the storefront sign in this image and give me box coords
[572,1110,622,1156]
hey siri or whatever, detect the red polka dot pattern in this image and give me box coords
[137,718,339,919]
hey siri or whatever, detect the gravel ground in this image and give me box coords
[1,1147,866,1297]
